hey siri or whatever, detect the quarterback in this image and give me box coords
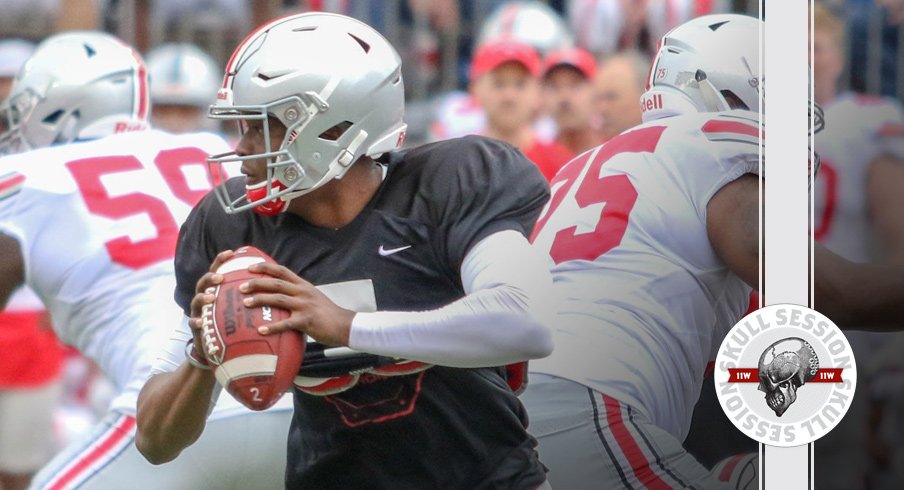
[136,13,555,490]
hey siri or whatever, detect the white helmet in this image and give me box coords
[208,12,406,215]
[477,1,574,56]
[146,43,221,108]
[0,31,149,154]
[640,14,761,122]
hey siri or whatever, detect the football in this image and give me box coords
[200,246,305,410]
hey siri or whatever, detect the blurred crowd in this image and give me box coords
[2,1,904,489]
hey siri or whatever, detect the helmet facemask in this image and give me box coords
[0,89,36,155]
[208,91,371,216]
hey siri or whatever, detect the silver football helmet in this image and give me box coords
[477,1,574,56]
[641,14,761,121]
[146,42,220,108]
[0,31,149,155]
[208,12,407,215]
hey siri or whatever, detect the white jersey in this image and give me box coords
[0,129,230,415]
[531,110,760,439]
[813,92,904,262]
[5,285,44,312]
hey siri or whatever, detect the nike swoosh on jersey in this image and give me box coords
[378,245,412,256]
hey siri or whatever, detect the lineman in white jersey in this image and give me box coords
[0,32,291,489]
[524,14,904,489]
[811,5,904,488]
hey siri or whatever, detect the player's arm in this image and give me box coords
[707,174,760,289]
[135,251,233,465]
[867,154,904,264]
[248,138,554,367]
[0,232,25,308]
[247,230,555,367]
[708,173,904,329]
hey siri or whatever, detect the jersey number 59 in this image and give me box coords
[66,148,216,269]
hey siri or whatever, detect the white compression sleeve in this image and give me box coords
[348,229,555,368]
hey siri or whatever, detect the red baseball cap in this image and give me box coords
[470,40,541,81]
[542,48,597,79]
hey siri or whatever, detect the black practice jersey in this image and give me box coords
[174,136,550,489]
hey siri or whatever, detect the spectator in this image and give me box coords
[470,39,571,180]
[542,47,602,155]
[594,50,648,142]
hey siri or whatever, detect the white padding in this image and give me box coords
[214,354,278,386]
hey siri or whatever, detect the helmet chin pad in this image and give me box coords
[247,179,289,216]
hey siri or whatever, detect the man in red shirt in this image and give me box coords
[542,47,603,156]
[470,39,571,181]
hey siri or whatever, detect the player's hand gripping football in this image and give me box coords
[238,262,357,347]
[188,250,236,357]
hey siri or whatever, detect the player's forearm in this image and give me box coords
[814,244,904,330]
[349,230,555,367]
[0,233,25,309]
[349,298,553,368]
[135,364,217,465]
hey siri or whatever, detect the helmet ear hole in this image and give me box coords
[721,90,749,110]
[42,109,65,125]
[318,121,353,141]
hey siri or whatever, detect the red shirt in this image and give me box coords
[523,139,574,181]
[0,310,65,388]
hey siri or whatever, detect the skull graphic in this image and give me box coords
[757,338,819,417]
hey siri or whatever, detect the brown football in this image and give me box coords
[201,246,304,410]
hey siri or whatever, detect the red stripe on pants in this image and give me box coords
[47,416,136,490]
[602,394,674,490]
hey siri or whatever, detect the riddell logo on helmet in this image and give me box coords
[640,94,664,113]
[114,122,145,133]
[715,304,856,447]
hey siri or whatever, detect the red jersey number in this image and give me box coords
[66,148,214,269]
[532,126,665,264]
[813,158,837,242]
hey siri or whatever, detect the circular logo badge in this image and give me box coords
[715,304,857,447]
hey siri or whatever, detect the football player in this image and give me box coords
[145,43,222,134]
[136,13,555,490]
[811,3,904,487]
[0,32,293,489]
[524,13,904,488]
[0,37,66,490]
